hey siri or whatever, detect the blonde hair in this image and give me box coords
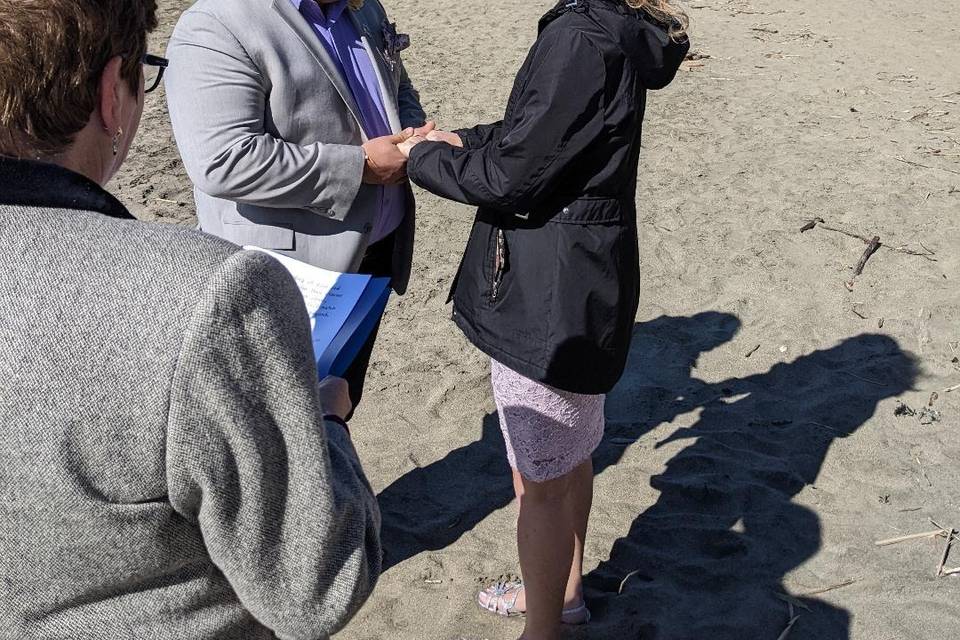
[626,0,689,39]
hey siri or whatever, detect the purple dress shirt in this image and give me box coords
[293,0,405,243]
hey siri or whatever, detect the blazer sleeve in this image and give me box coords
[166,249,381,640]
[165,10,365,221]
[406,29,606,213]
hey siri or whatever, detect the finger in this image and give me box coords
[393,129,415,143]
[416,121,437,135]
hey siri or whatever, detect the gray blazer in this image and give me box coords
[0,158,381,640]
[165,0,425,294]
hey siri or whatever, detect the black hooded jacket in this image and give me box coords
[407,0,689,394]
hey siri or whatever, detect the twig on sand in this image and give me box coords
[806,421,841,434]
[936,528,955,576]
[853,236,881,276]
[942,567,960,576]
[895,155,960,176]
[799,218,937,262]
[798,579,858,597]
[842,371,885,387]
[875,530,943,546]
[745,344,761,358]
[775,593,812,612]
[930,519,960,543]
[776,610,801,640]
[942,382,960,393]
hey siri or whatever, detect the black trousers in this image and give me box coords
[341,233,394,415]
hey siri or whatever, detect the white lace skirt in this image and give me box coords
[491,359,605,482]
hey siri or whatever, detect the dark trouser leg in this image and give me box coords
[341,233,395,415]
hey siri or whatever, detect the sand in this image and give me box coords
[117,1,960,638]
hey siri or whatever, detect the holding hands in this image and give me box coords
[361,121,463,182]
[398,127,464,158]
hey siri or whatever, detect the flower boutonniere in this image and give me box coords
[381,21,411,69]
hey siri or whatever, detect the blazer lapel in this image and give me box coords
[270,0,366,136]
[348,8,402,133]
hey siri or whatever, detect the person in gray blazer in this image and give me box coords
[0,1,380,638]
[166,0,428,410]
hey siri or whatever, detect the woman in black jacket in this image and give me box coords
[402,1,689,637]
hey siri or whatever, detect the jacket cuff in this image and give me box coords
[453,127,482,150]
[307,145,366,222]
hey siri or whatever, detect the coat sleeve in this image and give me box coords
[165,10,365,221]
[454,121,504,150]
[166,249,381,640]
[397,60,427,130]
[406,29,606,213]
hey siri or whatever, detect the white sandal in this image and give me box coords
[477,579,592,625]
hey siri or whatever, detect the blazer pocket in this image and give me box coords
[221,219,295,250]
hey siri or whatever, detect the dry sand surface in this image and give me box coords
[119,1,960,638]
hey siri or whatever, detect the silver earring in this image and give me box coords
[112,127,124,156]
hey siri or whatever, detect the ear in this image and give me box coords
[98,56,125,135]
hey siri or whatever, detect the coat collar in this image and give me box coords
[0,156,134,219]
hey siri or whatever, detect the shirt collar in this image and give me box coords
[291,0,349,26]
[0,156,134,219]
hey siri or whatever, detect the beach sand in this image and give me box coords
[118,1,960,637]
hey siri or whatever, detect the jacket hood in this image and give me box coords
[539,0,689,90]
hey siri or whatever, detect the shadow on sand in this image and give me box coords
[378,312,917,639]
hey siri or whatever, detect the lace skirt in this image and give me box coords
[491,359,605,482]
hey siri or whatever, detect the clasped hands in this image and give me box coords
[361,121,462,185]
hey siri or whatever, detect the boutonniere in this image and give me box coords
[381,20,411,69]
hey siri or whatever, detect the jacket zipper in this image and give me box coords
[491,228,506,302]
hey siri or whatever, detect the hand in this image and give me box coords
[397,135,426,158]
[317,376,352,421]
[413,120,437,137]
[426,130,463,147]
[362,131,413,185]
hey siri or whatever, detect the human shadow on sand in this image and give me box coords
[378,313,917,640]
[377,312,739,571]
[579,318,917,640]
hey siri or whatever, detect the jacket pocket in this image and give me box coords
[490,228,508,302]
[548,197,623,225]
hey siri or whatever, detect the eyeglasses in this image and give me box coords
[143,54,169,94]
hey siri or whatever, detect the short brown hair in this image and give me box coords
[0,0,158,157]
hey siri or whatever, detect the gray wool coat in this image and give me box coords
[0,158,381,640]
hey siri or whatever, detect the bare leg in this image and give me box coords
[515,458,595,640]
[500,459,593,619]
[563,458,593,608]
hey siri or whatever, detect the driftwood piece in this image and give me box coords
[875,530,943,546]
[853,236,881,276]
[799,219,937,262]
[937,529,955,576]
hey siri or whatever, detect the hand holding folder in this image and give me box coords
[246,248,391,377]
